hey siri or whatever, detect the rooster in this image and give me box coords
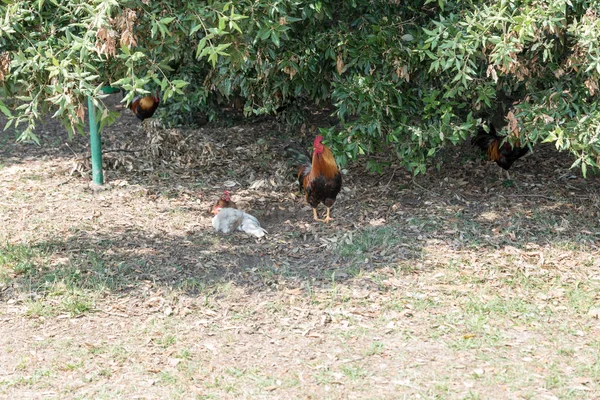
[129,91,160,121]
[471,124,529,179]
[211,191,266,238]
[286,135,342,223]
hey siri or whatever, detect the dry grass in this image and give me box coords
[1,100,600,399]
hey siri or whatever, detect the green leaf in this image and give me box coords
[172,79,189,89]
[190,24,203,36]
[271,30,280,47]
[0,101,12,118]
[196,37,207,58]
[259,27,271,40]
[160,17,176,25]
[229,20,242,34]
[208,52,218,67]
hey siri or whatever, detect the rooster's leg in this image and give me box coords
[504,169,511,180]
[312,208,322,222]
[323,207,333,223]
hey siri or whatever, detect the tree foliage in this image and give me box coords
[1,1,600,175]
[0,0,243,140]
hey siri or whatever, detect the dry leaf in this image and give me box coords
[336,54,345,74]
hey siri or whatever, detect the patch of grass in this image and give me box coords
[25,298,53,317]
[204,376,238,393]
[1,240,146,318]
[463,391,482,400]
[364,341,384,356]
[576,350,600,380]
[566,286,595,314]
[226,367,245,378]
[544,362,565,389]
[411,296,438,311]
[59,361,83,372]
[15,356,30,371]
[98,368,113,378]
[335,225,405,262]
[500,267,546,290]
[20,174,43,181]
[0,242,41,281]
[254,375,279,390]
[107,345,130,364]
[60,292,94,315]
[9,368,53,387]
[314,368,336,385]
[338,326,371,341]
[180,277,207,294]
[340,364,368,381]
[156,334,177,348]
[251,265,281,286]
[557,348,575,357]
[463,296,542,322]
[178,348,193,360]
[159,371,178,385]
[448,334,489,351]
[407,216,441,234]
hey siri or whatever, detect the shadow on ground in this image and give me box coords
[1,100,599,302]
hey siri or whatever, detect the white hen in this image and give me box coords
[212,207,267,238]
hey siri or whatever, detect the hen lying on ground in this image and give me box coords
[210,191,266,239]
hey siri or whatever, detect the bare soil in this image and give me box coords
[1,97,600,399]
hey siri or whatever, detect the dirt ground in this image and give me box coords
[1,97,600,399]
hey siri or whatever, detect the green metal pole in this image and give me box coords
[87,96,103,185]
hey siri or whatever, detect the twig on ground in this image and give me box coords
[57,176,77,186]
[381,168,397,189]
[411,178,440,196]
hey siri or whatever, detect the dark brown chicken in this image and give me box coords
[287,135,342,223]
[471,124,529,178]
[130,91,160,121]
[210,190,237,215]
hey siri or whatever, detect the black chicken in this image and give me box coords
[471,124,529,179]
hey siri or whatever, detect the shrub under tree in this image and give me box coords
[1,1,599,175]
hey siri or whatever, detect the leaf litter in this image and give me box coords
[0,100,600,398]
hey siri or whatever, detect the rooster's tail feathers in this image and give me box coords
[471,125,499,152]
[284,141,311,166]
